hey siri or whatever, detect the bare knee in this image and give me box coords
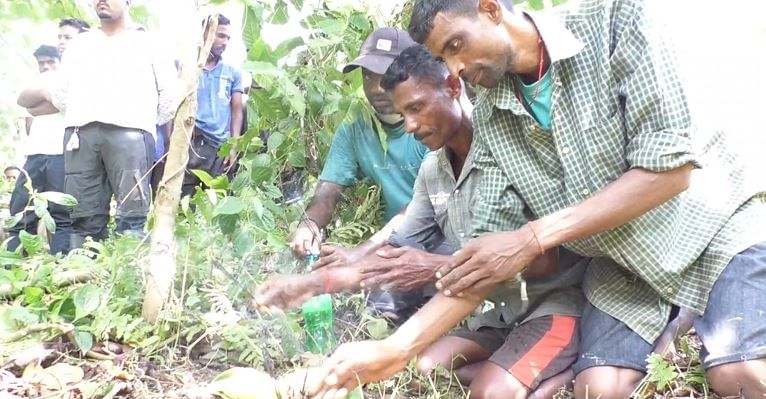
[469,363,528,399]
[707,360,766,398]
[416,336,489,375]
[574,367,644,399]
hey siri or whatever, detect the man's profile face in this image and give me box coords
[4,169,19,182]
[36,56,59,73]
[362,69,396,115]
[58,25,80,56]
[424,10,512,89]
[93,0,127,20]
[210,24,231,59]
[391,76,462,150]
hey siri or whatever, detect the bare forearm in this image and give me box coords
[230,107,243,139]
[17,89,49,108]
[387,287,493,356]
[27,101,59,116]
[368,207,407,245]
[305,182,344,227]
[531,165,693,251]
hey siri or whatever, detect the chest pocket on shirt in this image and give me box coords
[217,75,233,100]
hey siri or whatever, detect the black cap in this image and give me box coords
[342,27,417,75]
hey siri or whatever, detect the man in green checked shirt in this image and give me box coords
[304,0,766,398]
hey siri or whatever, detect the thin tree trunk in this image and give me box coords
[142,18,220,323]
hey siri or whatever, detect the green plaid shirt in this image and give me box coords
[471,0,766,342]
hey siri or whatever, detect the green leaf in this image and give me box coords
[73,330,94,354]
[217,214,239,235]
[348,13,370,31]
[267,132,285,151]
[270,0,289,24]
[191,169,215,187]
[526,0,544,10]
[272,37,304,60]
[233,229,254,258]
[242,4,264,47]
[287,143,306,168]
[33,196,49,218]
[214,197,245,216]
[73,284,101,320]
[19,230,43,256]
[252,197,264,219]
[251,154,274,184]
[242,61,283,77]
[4,212,23,229]
[42,212,56,234]
[40,191,78,207]
[646,353,678,390]
[22,286,44,306]
[366,317,389,340]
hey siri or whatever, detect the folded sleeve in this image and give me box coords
[612,0,701,172]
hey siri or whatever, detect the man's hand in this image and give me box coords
[435,226,541,296]
[306,339,409,399]
[223,149,238,171]
[251,274,320,313]
[290,219,321,257]
[359,246,444,291]
[313,244,378,270]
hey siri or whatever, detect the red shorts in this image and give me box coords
[452,315,579,390]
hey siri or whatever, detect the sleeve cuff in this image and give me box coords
[626,130,701,172]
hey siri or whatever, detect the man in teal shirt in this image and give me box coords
[290,28,428,259]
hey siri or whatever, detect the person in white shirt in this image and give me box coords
[10,45,72,255]
[23,0,177,247]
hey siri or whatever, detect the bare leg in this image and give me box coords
[529,368,574,399]
[707,360,766,398]
[416,336,491,374]
[574,366,644,399]
[469,362,529,399]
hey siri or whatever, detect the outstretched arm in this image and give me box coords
[306,286,494,399]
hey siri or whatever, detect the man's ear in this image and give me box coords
[478,0,503,25]
[445,74,463,99]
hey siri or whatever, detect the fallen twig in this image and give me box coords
[0,323,74,343]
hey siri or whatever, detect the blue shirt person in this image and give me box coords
[181,14,245,197]
[289,28,428,261]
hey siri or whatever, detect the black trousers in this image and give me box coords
[8,154,72,255]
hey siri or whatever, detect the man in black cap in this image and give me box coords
[288,27,429,321]
[290,28,427,262]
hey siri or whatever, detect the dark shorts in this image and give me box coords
[181,134,226,197]
[573,241,766,374]
[452,315,579,390]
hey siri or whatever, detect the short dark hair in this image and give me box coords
[4,166,20,174]
[33,45,59,60]
[381,44,447,92]
[203,14,231,27]
[59,18,90,32]
[408,0,513,44]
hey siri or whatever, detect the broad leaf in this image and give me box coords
[267,132,285,151]
[40,191,78,207]
[18,231,43,256]
[73,330,94,354]
[73,284,101,320]
[214,197,245,216]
